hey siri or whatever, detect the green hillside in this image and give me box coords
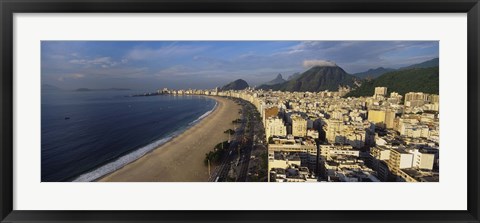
[353,67,395,79]
[345,67,439,97]
[399,58,439,70]
[221,79,249,91]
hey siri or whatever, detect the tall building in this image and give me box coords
[368,109,386,127]
[368,109,395,129]
[268,136,318,177]
[324,119,343,143]
[404,92,432,107]
[398,119,429,138]
[265,117,287,141]
[263,106,279,127]
[291,114,307,137]
[409,149,435,170]
[388,149,413,175]
[370,146,391,161]
[374,87,387,99]
[384,109,395,129]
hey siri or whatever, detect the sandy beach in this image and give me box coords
[99,96,241,182]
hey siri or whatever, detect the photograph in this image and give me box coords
[2,1,478,221]
[41,40,440,183]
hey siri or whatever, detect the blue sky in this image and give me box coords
[41,41,439,90]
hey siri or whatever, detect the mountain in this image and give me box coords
[400,58,439,70]
[353,67,395,79]
[262,73,287,86]
[352,58,439,80]
[259,65,357,92]
[221,79,249,91]
[287,72,302,81]
[345,66,439,97]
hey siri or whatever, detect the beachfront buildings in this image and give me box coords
[265,117,287,141]
[159,85,439,182]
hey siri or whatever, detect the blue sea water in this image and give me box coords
[41,90,217,182]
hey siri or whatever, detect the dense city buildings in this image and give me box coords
[160,85,440,182]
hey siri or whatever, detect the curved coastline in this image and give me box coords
[97,96,241,182]
[72,95,218,182]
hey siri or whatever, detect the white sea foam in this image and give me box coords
[189,101,218,126]
[72,99,218,182]
[72,135,174,182]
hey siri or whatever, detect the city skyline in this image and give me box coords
[41,41,439,90]
[153,86,439,182]
[41,40,439,182]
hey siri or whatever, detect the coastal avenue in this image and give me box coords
[208,97,264,182]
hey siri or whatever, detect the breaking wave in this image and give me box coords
[189,101,218,126]
[72,99,218,182]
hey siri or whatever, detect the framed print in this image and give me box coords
[1,0,479,222]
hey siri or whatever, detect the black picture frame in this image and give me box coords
[1,0,479,222]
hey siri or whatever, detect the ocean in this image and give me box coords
[41,90,217,182]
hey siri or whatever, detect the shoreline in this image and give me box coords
[73,95,219,182]
[98,96,241,182]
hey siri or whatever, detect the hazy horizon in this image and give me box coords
[41,41,439,91]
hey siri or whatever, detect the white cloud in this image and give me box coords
[48,54,67,60]
[70,73,85,79]
[126,44,208,61]
[90,57,112,64]
[58,73,85,81]
[155,65,196,77]
[303,60,337,68]
[68,56,124,68]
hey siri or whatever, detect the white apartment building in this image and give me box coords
[388,149,414,174]
[265,117,287,141]
[408,149,435,170]
[291,114,307,137]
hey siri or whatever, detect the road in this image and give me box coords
[208,97,264,182]
[235,101,256,182]
[208,97,246,182]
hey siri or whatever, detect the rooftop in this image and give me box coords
[393,148,410,154]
